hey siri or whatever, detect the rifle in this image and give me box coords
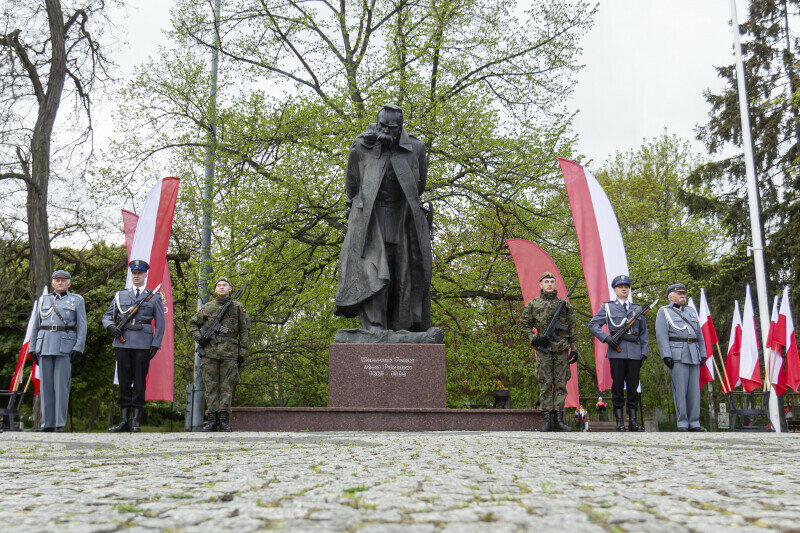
[608,299,659,352]
[540,277,580,342]
[114,283,163,344]
[197,282,247,356]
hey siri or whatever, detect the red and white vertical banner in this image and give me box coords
[507,239,579,408]
[559,158,629,391]
[9,287,44,395]
[778,287,800,392]
[725,300,743,390]
[123,209,175,402]
[115,176,179,402]
[698,289,718,388]
[765,295,786,395]
[739,285,762,392]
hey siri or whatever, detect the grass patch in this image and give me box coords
[343,486,369,495]
[112,503,144,513]
[167,493,193,499]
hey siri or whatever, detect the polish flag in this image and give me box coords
[698,289,718,388]
[123,209,175,402]
[739,285,762,392]
[778,287,800,392]
[725,301,743,390]
[764,296,786,395]
[559,158,628,392]
[9,287,45,395]
[507,238,579,408]
[112,177,179,401]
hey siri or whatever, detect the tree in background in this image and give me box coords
[690,0,800,315]
[0,0,114,293]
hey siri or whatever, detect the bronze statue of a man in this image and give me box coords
[335,104,432,332]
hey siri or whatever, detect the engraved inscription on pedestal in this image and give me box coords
[329,344,446,408]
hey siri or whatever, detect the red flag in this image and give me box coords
[697,289,717,388]
[725,301,743,390]
[507,238,579,409]
[9,287,44,395]
[739,286,762,392]
[778,287,800,392]
[559,158,629,392]
[765,296,786,395]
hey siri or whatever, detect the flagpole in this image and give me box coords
[729,0,781,431]
[712,343,731,393]
[188,0,222,432]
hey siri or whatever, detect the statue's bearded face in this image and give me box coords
[376,109,402,149]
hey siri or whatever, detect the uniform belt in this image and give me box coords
[47,325,76,332]
[669,336,697,343]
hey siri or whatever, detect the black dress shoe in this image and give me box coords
[689,426,704,432]
[677,427,688,432]
[55,427,66,433]
[40,427,55,432]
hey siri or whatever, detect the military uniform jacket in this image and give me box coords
[655,303,706,365]
[519,291,578,353]
[588,300,649,360]
[101,287,166,350]
[30,291,87,356]
[188,296,250,360]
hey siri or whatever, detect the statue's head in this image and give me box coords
[376,104,403,149]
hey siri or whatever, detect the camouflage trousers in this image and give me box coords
[201,358,239,414]
[536,349,570,412]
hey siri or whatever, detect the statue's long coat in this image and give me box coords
[334,127,432,331]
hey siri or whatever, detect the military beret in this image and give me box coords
[539,271,556,282]
[129,259,150,272]
[215,277,232,287]
[667,283,687,296]
[611,274,632,288]
[51,269,71,279]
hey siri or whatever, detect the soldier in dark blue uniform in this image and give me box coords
[102,260,165,433]
[29,270,87,432]
[588,275,649,431]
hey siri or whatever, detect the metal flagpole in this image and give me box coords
[729,0,781,432]
[188,0,222,432]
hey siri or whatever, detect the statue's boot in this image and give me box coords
[131,408,142,433]
[627,407,644,432]
[553,411,572,432]
[537,411,552,432]
[109,408,131,433]
[218,411,232,432]
[614,408,626,431]
[202,412,218,432]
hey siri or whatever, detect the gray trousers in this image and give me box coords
[670,361,700,429]
[39,355,71,429]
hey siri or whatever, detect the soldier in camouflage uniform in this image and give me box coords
[519,272,579,432]
[188,277,250,432]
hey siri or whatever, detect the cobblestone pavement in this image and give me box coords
[1,431,799,532]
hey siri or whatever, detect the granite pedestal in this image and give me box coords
[328,343,446,408]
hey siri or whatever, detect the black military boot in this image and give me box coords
[614,408,626,431]
[130,408,143,433]
[109,408,131,433]
[627,407,644,432]
[537,410,552,432]
[553,411,572,432]
[202,412,218,432]
[218,411,232,432]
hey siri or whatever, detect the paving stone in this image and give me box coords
[0,432,798,531]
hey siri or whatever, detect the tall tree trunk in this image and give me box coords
[27,0,67,293]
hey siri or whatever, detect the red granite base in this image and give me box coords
[230,407,542,432]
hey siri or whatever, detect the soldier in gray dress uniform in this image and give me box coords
[28,270,88,432]
[655,283,706,432]
[588,274,649,431]
[102,260,165,433]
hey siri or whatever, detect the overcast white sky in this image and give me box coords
[102,0,745,169]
